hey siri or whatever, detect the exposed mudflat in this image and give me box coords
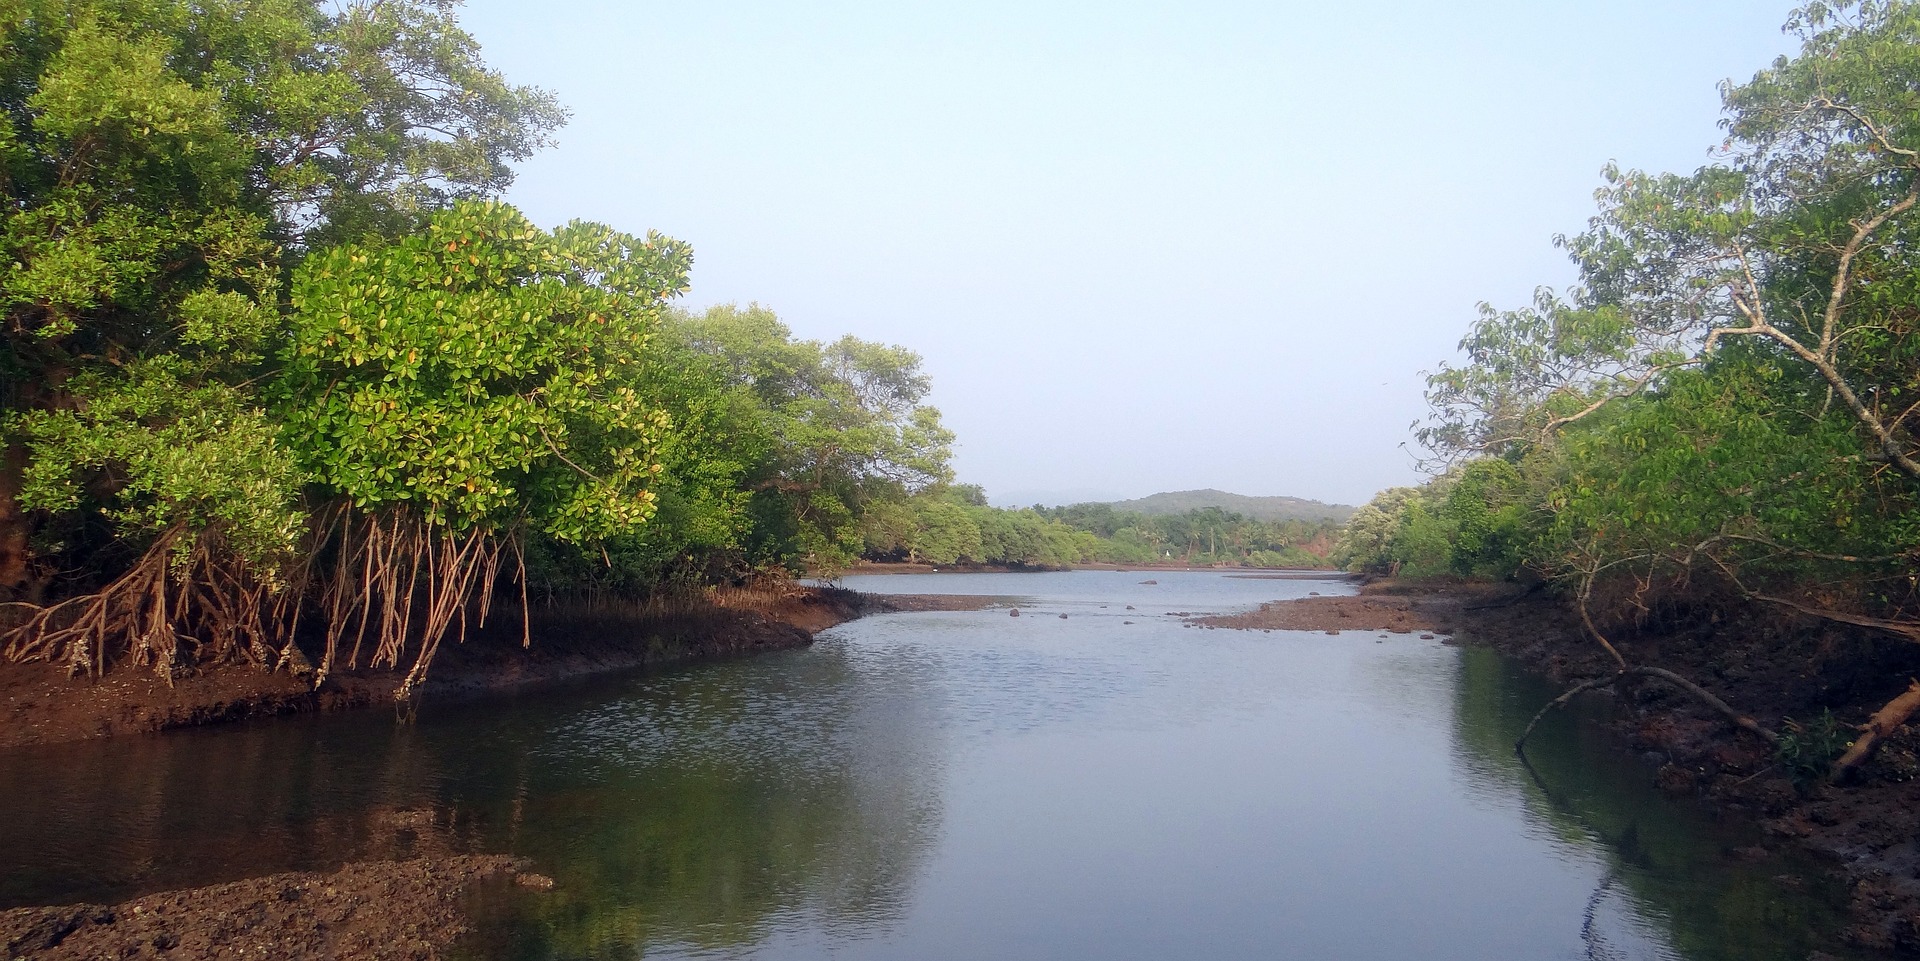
[0,856,534,960]
[868,592,1005,612]
[1192,585,1459,634]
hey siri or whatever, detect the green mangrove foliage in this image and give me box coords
[1366,0,1920,769]
[661,304,954,572]
[857,485,1092,567]
[0,0,562,678]
[0,0,958,690]
[278,202,694,690]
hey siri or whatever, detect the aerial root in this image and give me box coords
[308,507,514,701]
[0,526,280,681]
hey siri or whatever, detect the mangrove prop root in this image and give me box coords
[1515,666,1779,756]
[2,508,522,700]
[1522,576,1776,758]
[0,526,281,680]
[1631,666,1779,747]
[309,507,515,701]
[1576,574,1628,671]
[1830,679,1920,779]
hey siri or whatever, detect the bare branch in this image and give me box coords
[1809,97,1920,160]
[1537,360,1700,437]
[1821,183,1919,357]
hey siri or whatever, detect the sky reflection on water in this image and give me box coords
[0,571,1867,960]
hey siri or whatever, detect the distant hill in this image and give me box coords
[1099,489,1355,523]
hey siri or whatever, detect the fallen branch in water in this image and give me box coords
[1514,666,1779,755]
[1514,673,1622,752]
[1517,582,1778,756]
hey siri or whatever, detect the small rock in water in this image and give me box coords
[1309,591,1321,596]
[1059,613,1068,619]
[1139,579,1158,585]
[516,873,556,891]
[1125,605,1135,610]
[1009,608,1020,617]
[1420,633,1435,639]
[1326,629,1341,636]
[1124,621,1135,625]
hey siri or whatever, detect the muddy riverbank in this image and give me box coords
[0,570,1892,960]
[0,587,1005,960]
[1202,578,1920,954]
[0,855,536,961]
[0,587,992,751]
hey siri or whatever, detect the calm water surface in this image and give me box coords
[0,571,1867,960]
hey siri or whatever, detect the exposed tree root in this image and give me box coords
[1751,591,1920,644]
[306,506,521,700]
[0,525,283,680]
[1514,674,1623,754]
[0,508,528,702]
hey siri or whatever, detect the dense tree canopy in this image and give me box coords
[0,0,563,608]
[1367,0,1920,774]
[0,0,975,691]
[1407,1,1920,611]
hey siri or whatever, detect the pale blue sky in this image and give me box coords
[459,0,1800,507]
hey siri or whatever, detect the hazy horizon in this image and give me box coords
[986,485,1356,510]
[458,0,1802,506]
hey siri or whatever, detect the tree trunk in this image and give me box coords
[1831,680,1920,780]
[0,439,34,603]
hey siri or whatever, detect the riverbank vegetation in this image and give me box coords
[855,489,1341,569]
[1349,0,1920,781]
[0,0,971,694]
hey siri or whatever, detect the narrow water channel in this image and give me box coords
[0,571,1866,959]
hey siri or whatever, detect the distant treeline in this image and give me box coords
[857,490,1340,569]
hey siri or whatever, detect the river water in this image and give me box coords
[0,571,1868,960]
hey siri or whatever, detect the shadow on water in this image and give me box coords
[0,646,944,959]
[1448,644,1867,961]
[0,570,1892,960]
